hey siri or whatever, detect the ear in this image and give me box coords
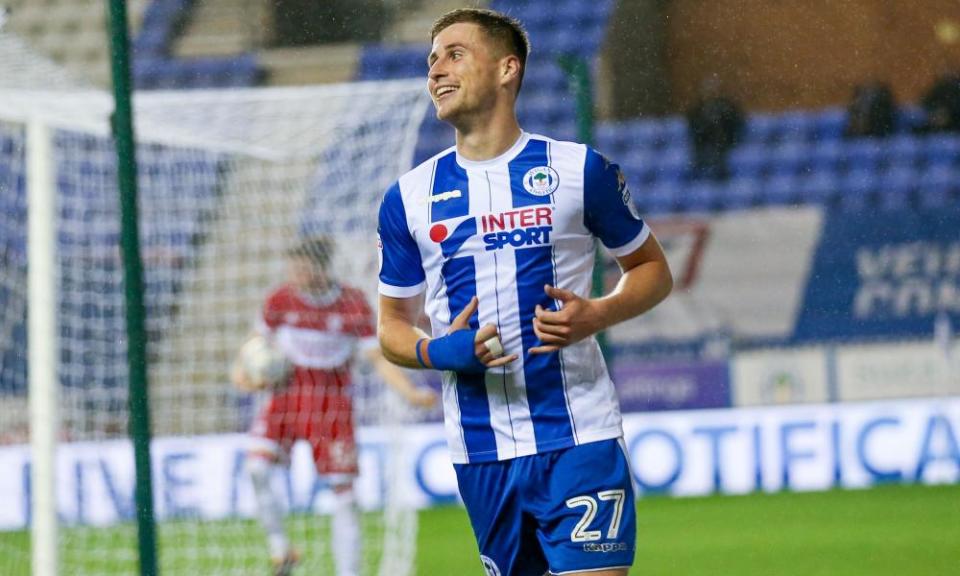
[500,55,522,90]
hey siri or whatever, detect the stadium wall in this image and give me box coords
[666,0,960,111]
[1,394,957,529]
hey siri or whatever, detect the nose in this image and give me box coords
[428,57,447,83]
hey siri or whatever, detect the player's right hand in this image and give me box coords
[405,387,439,408]
[448,296,518,369]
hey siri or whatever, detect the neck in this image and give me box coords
[453,103,522,161]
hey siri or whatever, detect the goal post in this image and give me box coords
[27,117,59,576]
[0,65,432,574]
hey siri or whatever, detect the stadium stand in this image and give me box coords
[3,0,958,393]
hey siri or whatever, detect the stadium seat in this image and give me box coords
[777,111,817,143]
[922,134,960,166]
[809,140,844,173]
[767,142,811,176]
[721,177,761,210]
[659,117,687,143]
[897,106,926,132]
[653,146,691,183]
[760,174,800,206]
[842,139,884,171]
[643,183,681,214]
[812,108,846,142]
[838,169,880,212]
[797,171,840,206]
[917,164,958,208]
[884,135,922,165]
[683,181,722,212]
[880,163,919,194]
[728,145,767,178]
[745,114,779,144]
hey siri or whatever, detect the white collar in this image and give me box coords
[455,131,529,170]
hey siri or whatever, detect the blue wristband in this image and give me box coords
[427,330,488,374]
[415,338,428,368]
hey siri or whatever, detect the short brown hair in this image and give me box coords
[287,236,333,266]
[430,8,530,94]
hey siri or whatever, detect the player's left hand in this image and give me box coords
[530,284,604,354]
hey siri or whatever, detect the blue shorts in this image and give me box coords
[454,438,636,576]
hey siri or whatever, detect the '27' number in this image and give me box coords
[564,489,625,542]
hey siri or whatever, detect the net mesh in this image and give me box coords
[0,28,432,574]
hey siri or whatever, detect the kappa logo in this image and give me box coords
[426,189,463,204]
[479,555,501,576]
[522,165,560,196]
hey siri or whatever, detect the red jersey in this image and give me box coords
[259,283,376,391]
[251,283,375,474]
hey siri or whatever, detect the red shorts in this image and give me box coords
[250,383,357,476]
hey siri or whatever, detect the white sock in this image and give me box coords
[331,488,360,576]
[248,456,289,560]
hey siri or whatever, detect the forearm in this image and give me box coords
[378,317,429,369]
[368,347,420,392]
[593,259,672,332]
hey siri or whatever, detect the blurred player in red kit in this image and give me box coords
[232,236,435,576]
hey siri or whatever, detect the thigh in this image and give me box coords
[305,399,357,476]
[455,461,548,576]
[250,394,291,444]
[530,439,636,575]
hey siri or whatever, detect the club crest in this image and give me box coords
[522,166,560,197]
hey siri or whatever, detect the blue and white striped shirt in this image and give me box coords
[378,132,649,463]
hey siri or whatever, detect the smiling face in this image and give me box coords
[427,22,510,126]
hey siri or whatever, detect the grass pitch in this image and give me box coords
[0,483,957,575]
[419,483,960,576]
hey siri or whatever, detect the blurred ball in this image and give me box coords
[238,335,293,391]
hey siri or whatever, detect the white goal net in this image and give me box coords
[0,29,432,575]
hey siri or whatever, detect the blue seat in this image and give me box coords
[838,169,879,212]
[760,174,800,206]
[876,187,912,212]
[551,27,581,55]
[654,146,690,182]
[622,120,663,150]
[917,165,958,209]
[659,117,687,143]
[745,114,779,144]
[880,163,919,193]
[682,181,722,213]
[883,135,922,165]
[842,139,884,170]
[922,134,960,166]
[644,183,681,214]
[812,108,846,142]
[728,145,767,178]
[809,140,844,172]
[777,111,817,143]
[768,142,811,175]
[897,106,926,132]
[721,177,761,210]
[797,171,840,205]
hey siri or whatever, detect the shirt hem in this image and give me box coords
[449,425,624,464]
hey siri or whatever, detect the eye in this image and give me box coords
[451,51,463,61]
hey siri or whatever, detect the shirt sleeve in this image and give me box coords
[257,291,282,335]
[582,147,650,257]
[348,289,380,353]
[378,182,427,297]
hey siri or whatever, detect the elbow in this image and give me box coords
[377,324,403,366]
[657,262,674,304]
